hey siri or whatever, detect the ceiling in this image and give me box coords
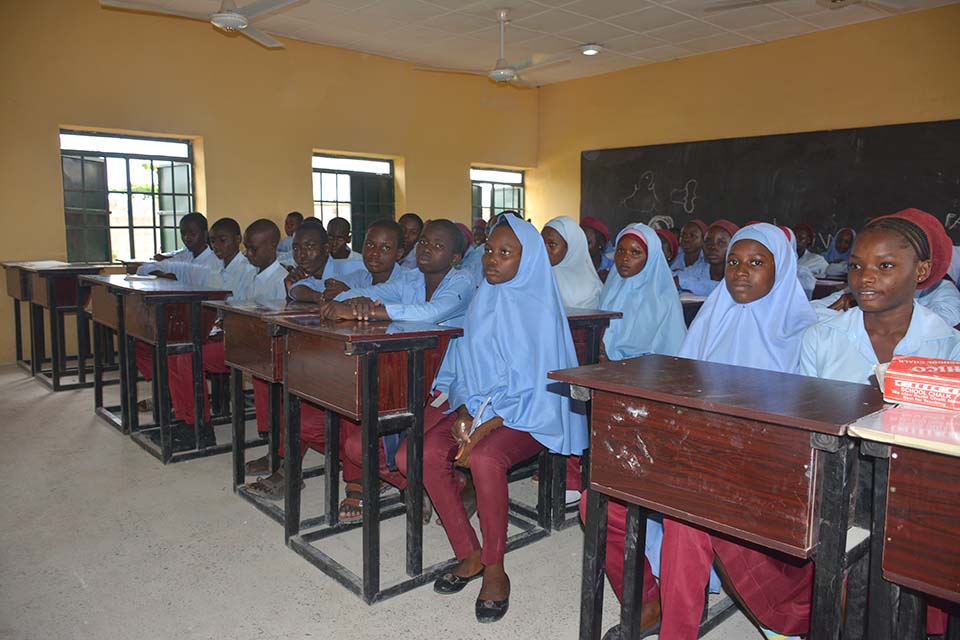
[108,0,958,85]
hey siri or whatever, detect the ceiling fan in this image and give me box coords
[415,8,571,86]
[703,0,920,12]
[99,0,301,48]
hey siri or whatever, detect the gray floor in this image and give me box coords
[0,364,762,640]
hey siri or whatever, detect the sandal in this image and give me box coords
[244,455,270,476]
[338,482,365,524]
[244,469,303,501]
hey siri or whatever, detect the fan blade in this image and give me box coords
[514,55,571,73]
[241,26,284,48]
[703,0,790,12]
[99,0,208,20]
[235,0,302,19]
[413,66,489,78]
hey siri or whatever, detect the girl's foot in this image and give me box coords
[476,565,510,623]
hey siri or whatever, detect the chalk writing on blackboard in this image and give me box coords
[620,170,660,215]
[648,215,675,230]
[670,179,698,214]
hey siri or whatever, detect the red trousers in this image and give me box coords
[397,401,543,566]
[134,340,153,380]
[579,496,660,603]
[567,455,582,492]
[658,519,948,638]
[248,377,331,459]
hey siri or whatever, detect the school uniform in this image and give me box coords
[915,277,960,327]
[136,246,221,275]
[398,245,418,269]
[289,262,403,297]
[457,244,485,285]
[401,215,587,570]
[545,216,603,309]
[822,228,855,278]
[336,266,477,488]
[277,236,293,254]
[670,248,706,274]
[675,260,721,296]
[797,249,828,278]
[947,245,960,283]
[796,264,816,299]
[655,224,819,640]
[325,248,365,279]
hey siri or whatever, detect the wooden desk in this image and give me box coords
[549,354,886,640]
[203,299,324,519]
[79,274,129,431]
[849,407,960,639]
[273,315,466,603]
[89,276,229,463]
[3,261,104,390]
[813,278,847,301]
[3,260,67,373]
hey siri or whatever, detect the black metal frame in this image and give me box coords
[31,273,99,391]
[281,331,549,604]
[470,168,525,222]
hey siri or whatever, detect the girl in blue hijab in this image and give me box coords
[823,226,856,276]
[599,223,687,360]
[659,223,819,640]
[424,214,587,624]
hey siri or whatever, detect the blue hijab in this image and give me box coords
[824,227,856,263]
[448,214,588,455]
[599,223,687,360]
[679,223,818,374]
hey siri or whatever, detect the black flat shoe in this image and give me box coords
[475,596,509,623]
[433,569,482,594]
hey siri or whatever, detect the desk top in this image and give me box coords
[565,307,622,322]
[80,274,229,298]
[549,354,885,435]
[3,260,103,274]
[272,315,463,343]
[849,405,960,457]
[204,299,321,318]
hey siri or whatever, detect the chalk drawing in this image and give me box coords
[669,179,698,214]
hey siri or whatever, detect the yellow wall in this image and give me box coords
[0,0,539,362]
[2,2,960,363]
[525,4,960,227]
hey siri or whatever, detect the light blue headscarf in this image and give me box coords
[679,223,818,373]
[824,227,856,263]
[599,223,687,361]
[448,214,588,455]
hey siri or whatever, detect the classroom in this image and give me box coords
[2,0,960,638]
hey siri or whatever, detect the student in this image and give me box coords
[580,216,614,281]
[793,223,828,277]
[656,222,819,640]
[325,217,365,278]
[599,223,686,360]
[398,214,586,623]
[670,219,708,273]
[456,222,484,285]
[823,226,856,277]
[277,211,303,254]
[472,218,487,247]
[676,220,739,296]
[289,219,403,303]
[542,216,603,309]
[321,219,476,521]
[657,228,679,265]
[152,218,256,295]
[164,219,289,449]
[141,212,219,268]
[775,225,816,299]
[397,212,424,270]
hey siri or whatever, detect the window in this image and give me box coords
[471,168,524,222]
[59,131,195,262]
[311,154,395,251]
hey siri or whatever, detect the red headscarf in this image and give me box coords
[872,208,952,289]
[455,222,474,247]
[580,216,611,244]
[778,225,794,242]
[656,228,679,262]
[686,219,708,235]
[708,219,740,238]
[619,228,649,253]
[793,223,816,240]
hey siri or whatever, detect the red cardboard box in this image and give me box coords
[882,356,960,411]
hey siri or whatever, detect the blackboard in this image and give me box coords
[580,119,960,251]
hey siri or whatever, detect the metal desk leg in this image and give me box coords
[551,453,567,530]
[48,286,62,389]
[231,367,245,490]
[621,504,649,640]
[189,302,204,448]
[155,304,172,463]
[405,348,425,577]
[269,381,282,473]
[14,299,24,367]
[580,489,609,640]
[360,350,381,603]
[30,303,45,377]
[864,442,894,640]
[77,308,90,385]
[125,333,139,433]
[283,391,302,543]
[896,590,927,639]
[93,321,104,411]
[325,411,341,528]
[809,436,854,640]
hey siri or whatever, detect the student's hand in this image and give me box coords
[317,301,357,321]
[452,407,473,444]
[284,267,309,294]
[828,293,856,312]
[291,286,323,303]
[148,270,176,280]
[322,278,349,301]
[344,297,381,321]
[153,253,170,262]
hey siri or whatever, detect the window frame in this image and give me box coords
[470,167,525,222]
[311,153,396,248]
[59,129,196,261]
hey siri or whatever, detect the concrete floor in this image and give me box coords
[0,364,762,640]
